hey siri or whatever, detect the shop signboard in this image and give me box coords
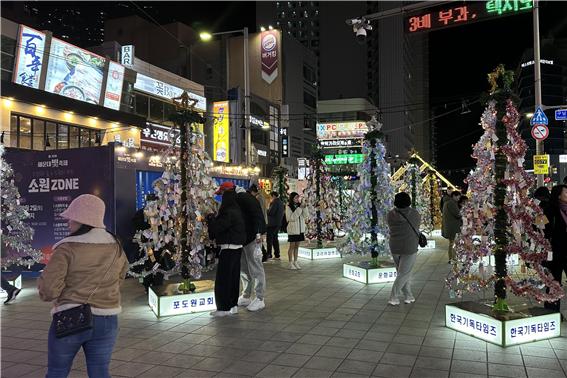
[324,153,364,165]
[260,30,278,84]
[281,127,289,157]
[13,25,46,89]
[5,147,115,265]
[320,139,362,149]
[44,38,106,105]
[317,121,368,140]
[103,61,125,111]
[121,45,135,67]
[140,123,180,152]
[134,73,206,111]
[213,101,230,162]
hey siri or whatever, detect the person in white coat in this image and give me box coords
[285,192,307,270]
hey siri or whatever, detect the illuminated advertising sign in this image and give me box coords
[103,61,125,110]
[320,139,363,149]
[45,38,106,104]
[406,0,533,34]
[121,45,135,67]
[134,73,206,111]
[324,154,364,165]
[213,101,230,163]
[141,123,180,152]
[260,30,278,84]
[317,121,368,140]
[250,115,269,129]
[13,25,46,89]
[281,127,289,157]
[533,154,549,175]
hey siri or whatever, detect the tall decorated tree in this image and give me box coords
[339,118,394,267]
[303,146,341,247]
[446,65,563,310]
[272,166,290,206]
[130,93,217,292]
[423,170,442,232]
[397,158,431,232]
[0,145,42,268]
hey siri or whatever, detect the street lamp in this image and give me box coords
[200,28,251,167]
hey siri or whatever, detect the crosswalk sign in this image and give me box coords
[530,107,549,126]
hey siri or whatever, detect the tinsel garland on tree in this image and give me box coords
[303,147,341,247]
[397,159,430,232]
[0,145,43,268]
[423,170,442,231]
[446,65,563,308]
[130,106,217,288]
[272,166,290,205]
[339,126,394,265]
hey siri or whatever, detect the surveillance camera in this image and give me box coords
[356,27,367,42]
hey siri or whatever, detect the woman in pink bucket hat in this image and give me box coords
[38,194,128,378]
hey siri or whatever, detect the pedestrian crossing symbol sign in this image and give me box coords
[531,107,549,126]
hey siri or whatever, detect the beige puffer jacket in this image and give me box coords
[38,228,129,315]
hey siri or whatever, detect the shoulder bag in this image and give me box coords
[53,246,120,338]
[396,209,428,248]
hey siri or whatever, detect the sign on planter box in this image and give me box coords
[149,289,216,317]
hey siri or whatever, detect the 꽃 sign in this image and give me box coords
[134,73,207,111]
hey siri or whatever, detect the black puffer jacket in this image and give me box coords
[208,202,246,246]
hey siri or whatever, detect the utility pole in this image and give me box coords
[533,0,544,187]
[243,27,251,167]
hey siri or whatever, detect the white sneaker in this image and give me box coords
[210,310,231,317]
[289,263,297,270]
[238,296,252,307]
[388,298,400,306]
[247,298,265,312]
[230,306,238,314]
[404,296,416,304]
[293,261,302,270]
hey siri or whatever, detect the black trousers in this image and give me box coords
[1,278,15,293]
[215,248,242,311]
[544,257,567,312]
[266,226,280,258]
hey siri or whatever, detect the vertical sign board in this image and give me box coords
[103,61,125,110]
[121,45,135,67]
[12,25,46,89]
[5,147,115,265]
[533,154,549,175]
[213,101,230,162]
[281,127,289,157]
[260,30,278,84]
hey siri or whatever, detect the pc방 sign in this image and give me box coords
[13,25,46,89]
[317,121,368,140]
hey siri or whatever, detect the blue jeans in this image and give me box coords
[47,315,118,378]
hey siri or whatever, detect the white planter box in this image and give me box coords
[298,246,341,260]
[446,301,560,346]
[148,280,216,317]
[343,261,397,284]
[428,229,442,237]
[0,274,22,297]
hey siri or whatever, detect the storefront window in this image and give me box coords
[46,122,57,150]
[58,124,69,149]
[80,128,91,147]
[135,94,148,117]
[69,126,80,149]
[10,115,17,148]
[32,119,45,150]
[149,98,164,122]
[19,117,32,149]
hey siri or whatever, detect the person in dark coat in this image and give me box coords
[387,192,421,306]
[543,185,567,312]
[442,191,462,263]
[266,191,285,260]
[234,186,267,311]
[207,184,246,317]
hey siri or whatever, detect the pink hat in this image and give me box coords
[60,194,106,228]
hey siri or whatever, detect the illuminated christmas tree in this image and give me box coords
[0,145,42,268]
[397,158,430,232]
[423,170,442,231]
[272,166,290,205]
[446,65,563,309]
[339,117,394,267]
[304,147,341,247]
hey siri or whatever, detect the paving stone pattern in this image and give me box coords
[2,238,567,377]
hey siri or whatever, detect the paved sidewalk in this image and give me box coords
[2,238,567,378]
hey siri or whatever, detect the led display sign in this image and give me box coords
[406,0,533,34]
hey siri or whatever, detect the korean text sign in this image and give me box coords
[103,61,125,111]
[44,38,106,105]
[13,25,46,89]
[213,101,230,163]
[317,121,368,140]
